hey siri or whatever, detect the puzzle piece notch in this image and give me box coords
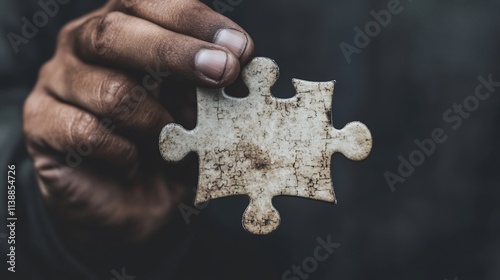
[159,57,373,235]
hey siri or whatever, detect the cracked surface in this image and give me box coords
[159,57,372,235]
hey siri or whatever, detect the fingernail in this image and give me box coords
[214,29,248,58]
[196,49,228,81]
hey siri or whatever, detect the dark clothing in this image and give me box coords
[1,0,500,279]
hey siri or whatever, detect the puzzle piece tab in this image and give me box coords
[159,57,372,234]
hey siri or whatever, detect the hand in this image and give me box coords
[23,0,254,247]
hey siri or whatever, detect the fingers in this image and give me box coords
[117,0,254,63]
[40,59,173,135]
[75,12,241,87]
[23,91,138,166]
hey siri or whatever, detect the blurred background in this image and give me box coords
[1,0,500,279]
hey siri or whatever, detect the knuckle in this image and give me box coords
[88,12,123,57]
[37,60,56,81]
[96,74,135,118]
[56,20,77,47]
[22,92,50,150]
[120,0,141,14]
[69,111,103,148]
[87,128,110,153]
[22,94,40,135]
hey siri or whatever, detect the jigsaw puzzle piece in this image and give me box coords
[159,57,373,235]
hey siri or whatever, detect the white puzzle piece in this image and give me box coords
[159,57,372,234]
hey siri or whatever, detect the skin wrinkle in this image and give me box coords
[23,0,254,246]
[55,56,172,135]
[96,74,131,117]
[91,12,121,58]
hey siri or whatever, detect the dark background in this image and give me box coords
[1,0,499,279]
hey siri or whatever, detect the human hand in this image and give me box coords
[23,0,254,246]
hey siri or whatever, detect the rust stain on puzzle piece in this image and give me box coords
[159,57,373,235]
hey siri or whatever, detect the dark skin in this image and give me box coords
[22,0,254,247]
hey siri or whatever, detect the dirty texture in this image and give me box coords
[159,57,373,235]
